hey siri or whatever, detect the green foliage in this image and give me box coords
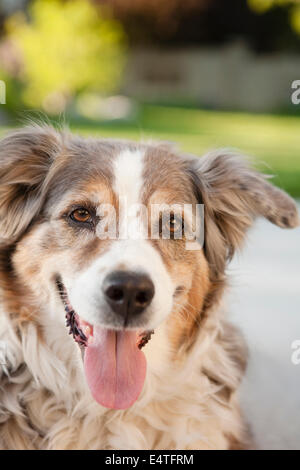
[248,0,298,13]
[248,0,300,40]
[4,0,126,113]
[291,5,300,34]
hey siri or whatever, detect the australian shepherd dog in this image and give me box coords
[0,125,298,450]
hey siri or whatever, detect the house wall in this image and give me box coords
[122,42,300,112]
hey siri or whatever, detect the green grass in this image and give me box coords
[2,103,300,196]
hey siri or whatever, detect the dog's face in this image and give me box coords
[0,126,298,410]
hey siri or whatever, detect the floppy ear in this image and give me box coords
[188,150,299,276]
[0,125,62,242]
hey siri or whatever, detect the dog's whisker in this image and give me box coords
[173,301,202,328]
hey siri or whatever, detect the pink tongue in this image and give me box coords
[84,326,146,409]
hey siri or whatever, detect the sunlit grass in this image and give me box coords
[1,103,300,196]
[72,104,300,197]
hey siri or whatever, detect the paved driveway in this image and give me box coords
[228,202,300,449]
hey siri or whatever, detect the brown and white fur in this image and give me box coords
[0,125,298,450]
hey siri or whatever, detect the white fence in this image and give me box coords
[123,42,300,112]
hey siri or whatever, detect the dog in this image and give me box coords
[0,125,298,450]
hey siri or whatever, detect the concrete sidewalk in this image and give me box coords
[228,203,300,450]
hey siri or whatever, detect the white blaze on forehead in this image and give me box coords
[113,148,145,206]
[113,148,146,239]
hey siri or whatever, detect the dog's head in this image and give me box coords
[0,125,298,409]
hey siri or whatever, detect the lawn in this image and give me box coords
[2,103,300,196]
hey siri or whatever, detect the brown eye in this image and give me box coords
[169,214,182,233]
[70,208,92,224]
[160,213,184,239]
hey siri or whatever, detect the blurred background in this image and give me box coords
[0,0,300,195]
[0,0,299,450]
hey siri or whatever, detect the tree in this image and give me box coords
[2,0,126,113]
[95,0,300,52]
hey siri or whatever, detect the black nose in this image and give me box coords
[103,271,155,322]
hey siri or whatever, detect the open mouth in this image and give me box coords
[56,278,154,409]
